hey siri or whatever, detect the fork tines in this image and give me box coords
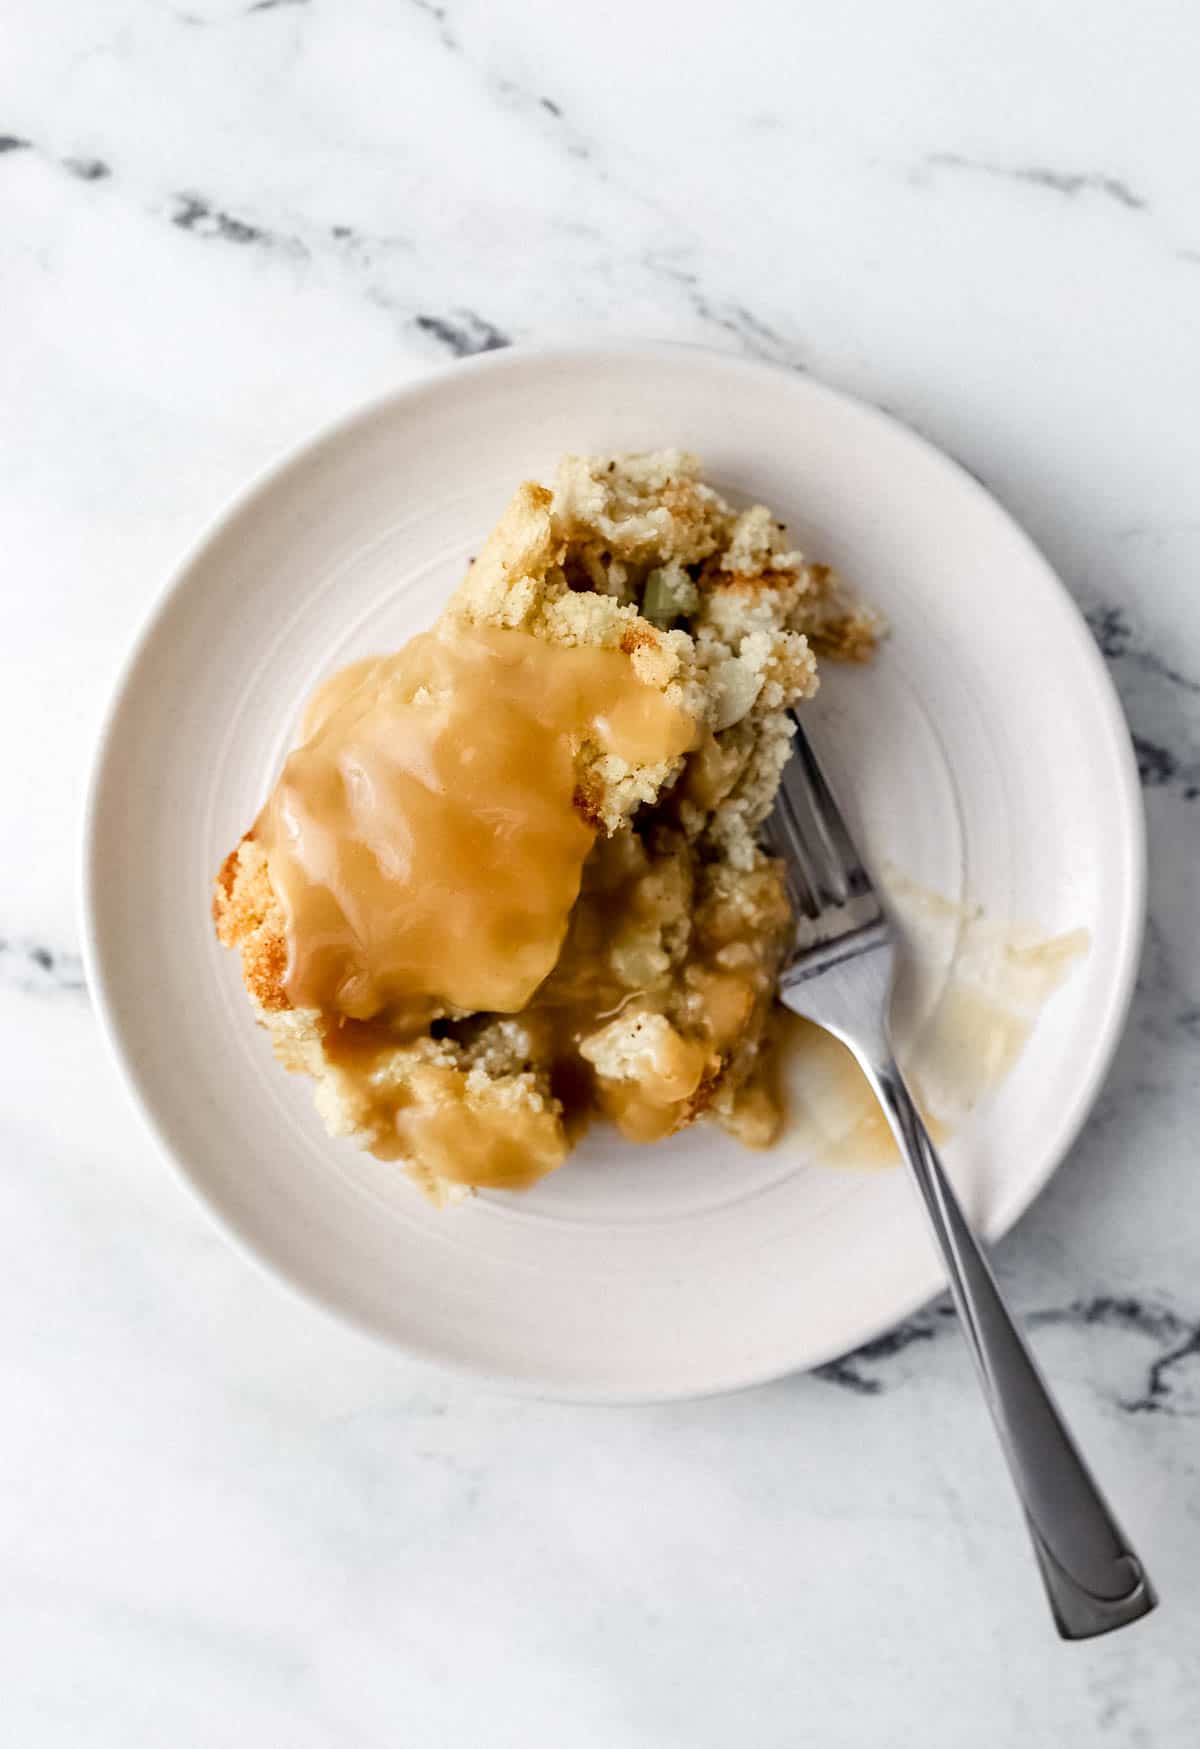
[763,716,882,935]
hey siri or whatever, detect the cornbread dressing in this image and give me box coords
[214,451,877,1202]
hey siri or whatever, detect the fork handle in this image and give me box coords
[860,1054,1156,1640]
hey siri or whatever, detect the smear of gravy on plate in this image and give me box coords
[779,871,1090,1166]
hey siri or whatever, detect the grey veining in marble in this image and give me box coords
[2,1,1198,1743]
[924,153,1149,212]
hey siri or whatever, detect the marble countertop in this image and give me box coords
[4,2,1198,1741]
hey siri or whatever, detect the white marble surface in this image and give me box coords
[3,1,1199,1741]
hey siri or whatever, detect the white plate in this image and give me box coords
[81,343,1144,1401]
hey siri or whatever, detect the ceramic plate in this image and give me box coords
[81,343,1144,1400]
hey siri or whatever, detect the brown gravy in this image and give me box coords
[253,621,696,1029]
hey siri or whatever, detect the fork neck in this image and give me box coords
[778,948,893,1068]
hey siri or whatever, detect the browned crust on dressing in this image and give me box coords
[808,615,878,663]
[806,564,879,663]
[572,777,605,829]
[678,1062,722,1125]
[212,838,292,1013]
[619,623,662,656]
[212,846,240,922]
[705,565,800,595]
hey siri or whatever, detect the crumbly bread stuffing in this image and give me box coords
[214,451,875,1200]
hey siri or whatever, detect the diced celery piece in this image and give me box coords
[641,566,697,627]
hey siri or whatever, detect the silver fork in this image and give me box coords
[764,717,1156,1640]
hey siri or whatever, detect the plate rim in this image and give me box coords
[78,339,1147,1402]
